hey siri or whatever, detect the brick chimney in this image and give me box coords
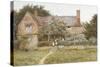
[76,10,81,27]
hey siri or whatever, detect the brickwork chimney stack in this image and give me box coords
[76,10,81,26]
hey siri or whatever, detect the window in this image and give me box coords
[25,23,33,33]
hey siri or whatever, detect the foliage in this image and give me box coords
[14,5,51,25]
[60,34,96,46]
[83,14,97,39]
[39,18,67,41]
[38,41,52,47]
[14,35,29,50]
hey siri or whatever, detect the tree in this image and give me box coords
[39,17,67,43]
[14,5,51,25]
[84,14,97,39]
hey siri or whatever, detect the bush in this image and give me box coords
[57,37,96,46]
[38,41,52,47]
[13,39,21,49]
[14,35,29,50]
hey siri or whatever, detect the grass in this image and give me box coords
[13,46,97,66]
[14,48,49,66]
[44,48,97,64]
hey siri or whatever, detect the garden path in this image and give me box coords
[39,47,57,64]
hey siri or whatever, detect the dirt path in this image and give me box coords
[39,47,57,64]
[39,51,53,64]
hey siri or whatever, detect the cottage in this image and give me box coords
[17,10,84,50]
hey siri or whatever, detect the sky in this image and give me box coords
[14,1,97,22]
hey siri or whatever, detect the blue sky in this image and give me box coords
[14,1,97,22]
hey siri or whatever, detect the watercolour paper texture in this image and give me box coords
[10,1,97,66]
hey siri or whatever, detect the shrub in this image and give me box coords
[14,35,29,50]
[38,41,52,47]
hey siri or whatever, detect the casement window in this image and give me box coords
[25,23,33,33]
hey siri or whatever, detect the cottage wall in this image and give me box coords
[17,12,38,50]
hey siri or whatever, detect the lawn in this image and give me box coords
[44,48,97,64]
[14,47,97,66]
[14,48,49,66]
